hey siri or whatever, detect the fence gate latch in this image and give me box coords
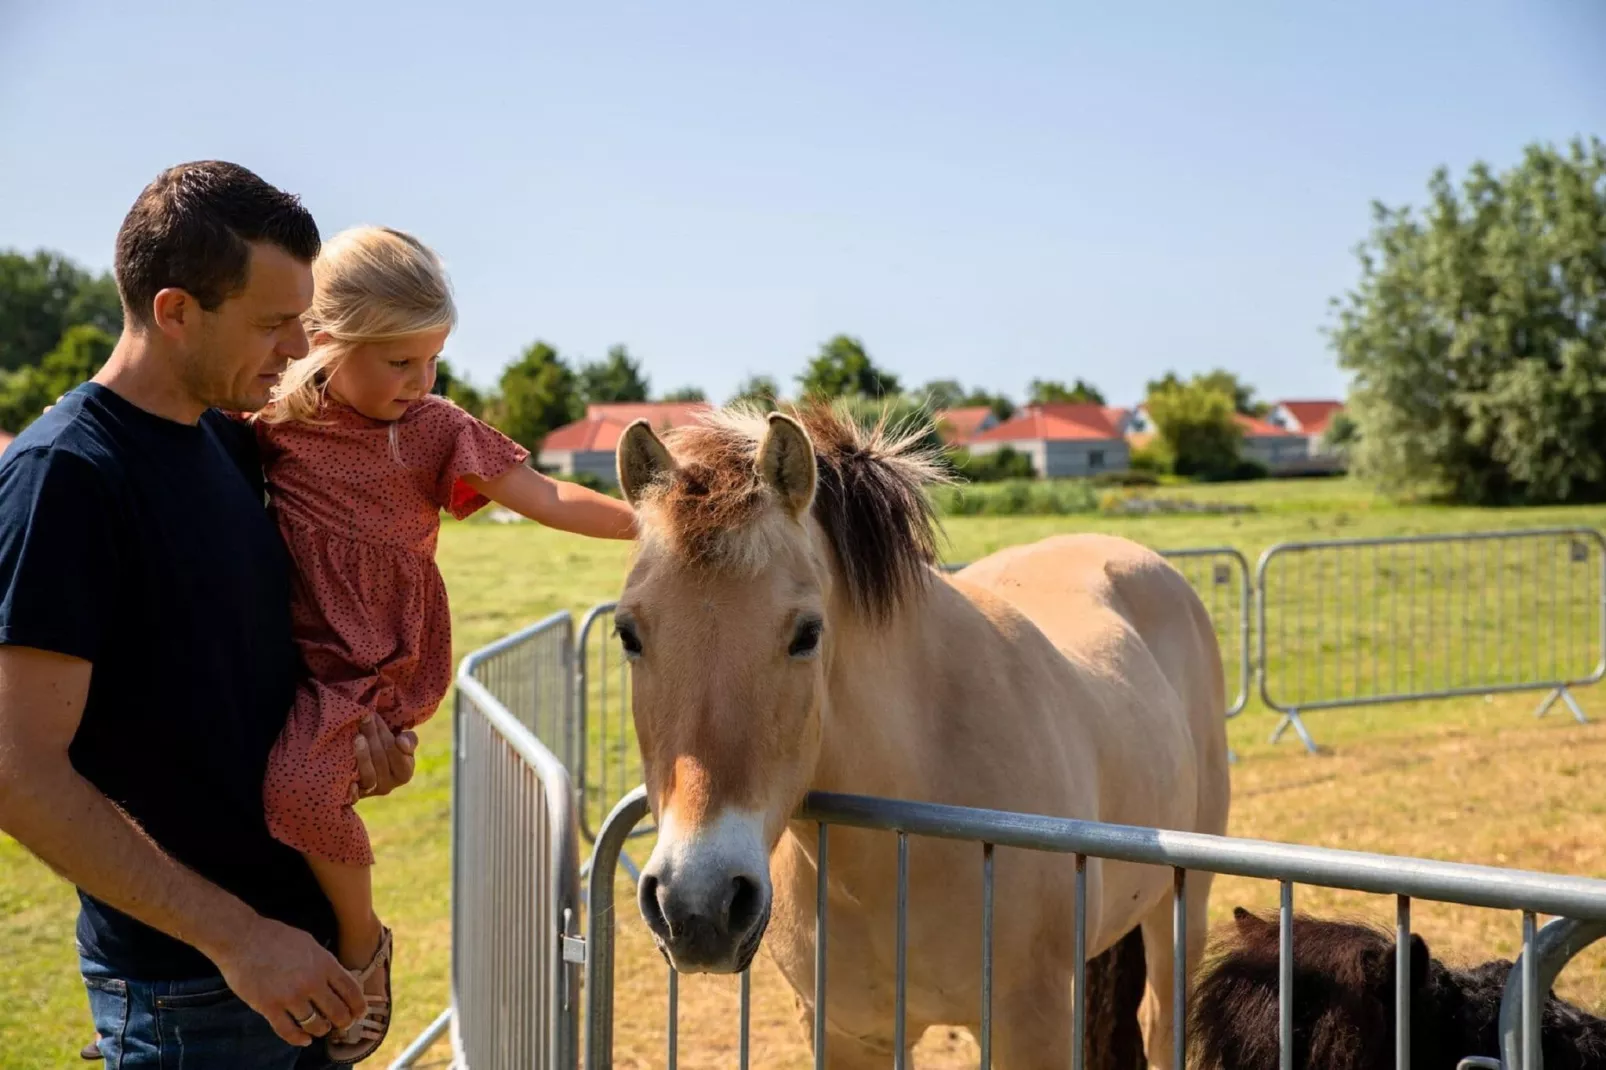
[562,935,587,965]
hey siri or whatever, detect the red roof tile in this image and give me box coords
[541,401,712,454]
[1276,400,1343,436]
[934,406,996,444]
[1234,412,1296,437]
[967,403,1129,445]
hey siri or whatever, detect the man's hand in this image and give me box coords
[210,917,366,1047]
[350,715,417,803]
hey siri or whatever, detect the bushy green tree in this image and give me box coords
[432,358,487,418]
[1028,378,1105,405]
[579,345,650,404]
[492,341,582,451]
[728,374,781,412]
[0,324,116,431]
[659,386,707,403]
[0,250,123,371]
[797,335,900,400]
[1330,138,1606,504]
[1145,379,1242,479]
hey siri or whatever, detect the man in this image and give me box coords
[0,161,418,1067]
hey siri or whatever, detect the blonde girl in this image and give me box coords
[254,225,635,1063]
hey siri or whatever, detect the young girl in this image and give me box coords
[254,225,636,1063]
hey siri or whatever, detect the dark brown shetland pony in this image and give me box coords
[1188,907,1606,1069]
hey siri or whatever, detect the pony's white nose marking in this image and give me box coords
[639,807,771,973]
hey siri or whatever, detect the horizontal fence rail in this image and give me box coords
[585,785,1606,1070]
[393,614,583,1070]
[1257,527,1606,752]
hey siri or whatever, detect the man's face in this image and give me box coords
[181,242,314,413]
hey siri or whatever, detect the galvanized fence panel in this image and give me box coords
[391,613,583,1070]
[1256,527,1606,752]
[584,785,1606,1070]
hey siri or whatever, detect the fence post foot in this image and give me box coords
[1535,686,1588,724]
[1269,710,1320,754]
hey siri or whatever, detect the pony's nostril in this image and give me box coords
[639,875,670,937]
[727,875,764,934]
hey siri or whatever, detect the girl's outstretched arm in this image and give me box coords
[462,464,637,540]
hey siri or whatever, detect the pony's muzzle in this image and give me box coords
[638,867,770,973]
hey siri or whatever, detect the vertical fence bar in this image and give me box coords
[1173,868,1187,1069]
[815,823,828,1070]
[1280,881,1294,1070]
[666,966,679,1070]
[1523,911,1539,1070]
[894,831,909,1069]
[739,969,751,1070]
[1073,855,1087,1070]
[1396,895,1411,1070]
[980,843,994,1070]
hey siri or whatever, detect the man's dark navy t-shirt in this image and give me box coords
[0,382,336,980]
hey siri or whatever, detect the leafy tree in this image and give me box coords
[796,334,900,400]
[916,379,967,411]
[1331,138,1606,504]
[729,374,781,412]
[432,358,487,418]
[0,250,123,371]
[0,324,116,431]
[1320,410,1360,460]
[964,390,1017,422]
[1028,378,1106,405]
[659,386,707,403]
[492,341,583,451]
[579,344,650,404]
[1146,369,1263,416]
[949,445,1036,482]
[1144,378,1242,479]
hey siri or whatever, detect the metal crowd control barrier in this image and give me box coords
[584,785,1606,1070]
[1256,527,1606,753]
[389,613,583,1070]
[572,546,1253,866]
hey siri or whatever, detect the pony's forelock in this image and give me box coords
[632,400,953,621]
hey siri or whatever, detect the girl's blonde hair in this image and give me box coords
[262,224,457,424]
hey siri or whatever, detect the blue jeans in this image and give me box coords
[80,951,337,1070]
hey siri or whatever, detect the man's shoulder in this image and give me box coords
[0,397,119,499]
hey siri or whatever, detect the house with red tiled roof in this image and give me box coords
[962,403,1133,478]
[933,405,999,446]
[537,401,710,486]
[1126,403,1316,474]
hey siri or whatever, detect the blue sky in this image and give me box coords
[2,1,1602,408]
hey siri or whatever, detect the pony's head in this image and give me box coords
[613,402,947,973]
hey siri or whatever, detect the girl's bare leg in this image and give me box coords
[305,854,383,970]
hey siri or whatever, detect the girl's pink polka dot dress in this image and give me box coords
[256,395,529,866]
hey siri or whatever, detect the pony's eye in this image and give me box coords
[615,622,643,658]
[789,618,823,659]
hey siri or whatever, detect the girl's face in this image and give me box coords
[326,328,447,422]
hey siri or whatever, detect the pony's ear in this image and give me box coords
[617,419,677,507]
[756,411,817,519]
[1409,932,1431,986]
[1231,906,1268,935]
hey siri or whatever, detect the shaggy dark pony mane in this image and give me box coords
[1189,906,1606,1069]
[641,401,952,623]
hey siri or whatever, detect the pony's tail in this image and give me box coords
[1082,926,1148,1070]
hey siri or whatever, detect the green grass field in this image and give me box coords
[5,477,1606,1068]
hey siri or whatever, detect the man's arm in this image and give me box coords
[0,646,364,1046]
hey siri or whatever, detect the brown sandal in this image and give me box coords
[325,926,393,1065]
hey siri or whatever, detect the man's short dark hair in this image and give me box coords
[114,161,321,326]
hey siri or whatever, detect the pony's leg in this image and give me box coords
[992,975,1071,1070]
[1136,870,1214,1070]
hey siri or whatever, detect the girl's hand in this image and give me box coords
[464,465,637,541]
[351,715,417,802]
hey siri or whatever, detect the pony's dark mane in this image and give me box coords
[1189,906,1606,1069]
[646,402,949,623]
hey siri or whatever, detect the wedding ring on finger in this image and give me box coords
[293,1007,324,1030]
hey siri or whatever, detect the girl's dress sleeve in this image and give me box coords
[421,399,532,519]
